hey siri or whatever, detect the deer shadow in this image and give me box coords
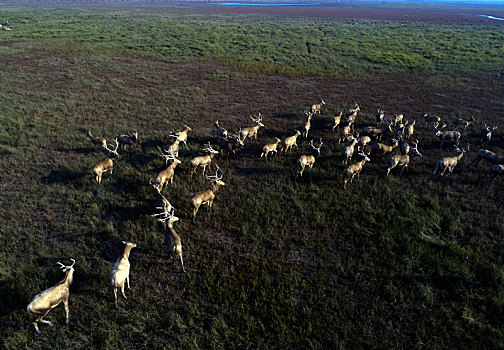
[0,281,25,316]
[41,168,88,185]
[54,147,94,155]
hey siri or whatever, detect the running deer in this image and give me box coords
[386,140,422,177]
[343,151,371,189]
[480,124,497,144]
[190,143,219,178]
[297,138,323,177]
[110,241,137,307]
[27,259,75,333]
[171,125,192,146]
[432,145,468,177]
[281,130,301,153]
[342,136,358,165]
[331,111,342,134]
[115,132,138,151]
[261,137,281,159]
[376,109,385,126]
[240,114,265,142]
[303,111,313,138]
[435,123,461,148]
[153,207,186,273]
[471,149,503,169]
[190,166,225,221]
[424,113,441,128]
[214,120,228,140]
[152,154,181,192]
[311,100,325,114]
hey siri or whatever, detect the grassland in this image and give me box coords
[0,3,503,349]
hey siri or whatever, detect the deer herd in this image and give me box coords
[27,98,501,333]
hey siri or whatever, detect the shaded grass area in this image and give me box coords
[0,5,503,349]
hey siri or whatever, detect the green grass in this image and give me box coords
[0,4,503,349]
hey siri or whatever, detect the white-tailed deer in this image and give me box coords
[190,166,225,221]
[115,132,138,151]
[480,124,497,144]
[110,241,136,307]
[424,113,441,128]
[27,259,75,333]
[153,207,186,273]
[435,123,461,148]
[281,130,301,153]
[371,138,399,156]
[331,111,342,134]
[386,140,422,177]
[311,100,325,114]
[171,125,191,146]
[376,109,385,126]
[342,136,358,165]
[343,151,370,189]
[190,143,219,178]
[471,149,503,168]
[261,137,281,159]
[432,145,467,177]
[152,155,181,192]
[240,114,265,142]
[214,120,228,140]
[297,138,323,177]
[303,110,313,138]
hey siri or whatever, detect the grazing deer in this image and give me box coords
[239,114,265,142]
[371,138,399,156]
[342,136,358,165]
[214,120,228,140]
[153,207,186,273]
[297,138,323,177]
[343,151,371,189]
[110,241,137,308]
[424,113,441,128]
[432,146,467,177]
[218,133,244,159]
[281,130,301,153]
[303,111,313,138]
[261,137,281,159]
[386,140,422,177]
[376,109,385,126]
[480,124,497,144]
[190,143,219,178]
[171,125,191,146]
[311,100,325,114]
[190,166,225,221]
[152,155,181,192]
[471,149,503,168]
[27,259,75,333]
[115,132,138,151]
[331,111,342,134]
[435,123,461,148]
[87,130,107,149]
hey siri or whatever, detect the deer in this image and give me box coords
[392,113,404,127]
[435,123,461,148]
[339,122,354,145]
[153,207,186,273]
[371,138,399,156]
[346,103,360,119]
[454,116,475,134]
[152,154,181,192]
[110,241,136,307]
[311,100,325,114]
[471,149,503,168]
[190,143,219,178]
[342,136,358,165]
[165,138,181,158]
[281,130,301,153]
[404,120,416,140]
[27,259,75,333]
[171,125,192,146]
[386,140,422,177]
[115,132,138,151]
[214,120,228,140]
[87,130,107,149]
[490,164,504,179]
[343,151,371,190]
[355,133,371,152]
[424,113,441,128]
[362,119,393,141]
[152,182,174,214]
[480,124,497,145]
[331,111,342,134]
[190,166,225,221]
[303,111,313,138]
[218,133,244,159]
[297,138,323,177]
[376,109,385,126]
[92,141,119,185]
[261,137,281,159]
[432,145,468,177]
[239,114,265,142]
[1,24,11,30]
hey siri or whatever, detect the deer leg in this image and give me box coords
[114,287,118,307]
[63,298,70,325]
[121,283,127,300]
[127,274,131,290]
[179,253,186,273]
[400,165,407,177]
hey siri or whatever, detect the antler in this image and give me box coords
[205,164,223,182]
[203,142,218,154]
[250,113,263,124]
[161,151,177,165]
[104,138,119,157]
[152,206,177,222]
[57,261,66,269]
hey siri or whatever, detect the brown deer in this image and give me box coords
[92,140,119,185]
[424,113,441,128]
[297,139,323,177]
[311,100,325,114]
[239,114,265,142]
[342,136,358,165]
[362,119,393,140]
[435,123,461,148]
[404,120,416,140]
[480,124,497,145]
[471,149,503,169]
[376,109,385,126]
[87,130,107,149]
[27,259,75,333]
[339,122,354,145]
[281,130,301,153]
[432,146,467,177]
[371,138,399,156]
[171,125,191,146]
[386,140,422,177]
[190,143,219,178]
[152,154,182,192]
[303,110,313,138]
[454,116,475,134]
[110,241,137,307]
[331,111,343,134]
[218,133,244,159]
[190,166,225,221]
[115,132,138,151]
[261,137,281,159]
[214,120,228,140]
[343,151,371,189]
[153,207,186,273]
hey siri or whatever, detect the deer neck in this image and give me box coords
[123,245,134,259]
[64,268,74,287]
